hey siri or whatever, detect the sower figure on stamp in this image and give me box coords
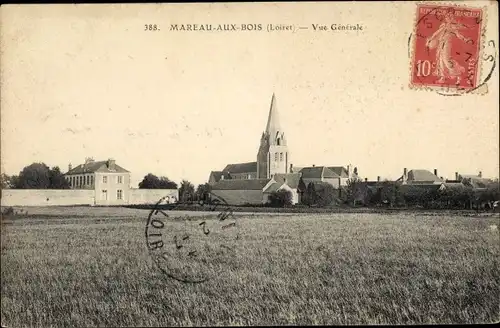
[426,10,471,84]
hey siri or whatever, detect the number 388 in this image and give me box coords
[145,24,159,31]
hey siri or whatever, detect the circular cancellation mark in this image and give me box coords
[145,194,240,283]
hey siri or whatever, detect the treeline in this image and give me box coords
[1,163,69,189]
[258,179,500,210]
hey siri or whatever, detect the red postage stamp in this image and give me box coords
[410,4,484,91]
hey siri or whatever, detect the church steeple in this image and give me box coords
[265,93,282,143]
[257,93,289,179]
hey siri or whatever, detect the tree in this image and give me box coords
[179,180,195,203]
[303,182,316,206]
[15,163,51,189]
[0,174,17,189]
[12,163,69,189]
[346,177,363,206]
[196,183,212,202]
[314,182,336,207]
[139,174,178,189]
[268,189,293,207]
[380,181,403,207]
[48,166,70,189]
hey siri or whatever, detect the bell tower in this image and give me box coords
[257,93,289,179]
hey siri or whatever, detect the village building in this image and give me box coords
[64,158,131,205]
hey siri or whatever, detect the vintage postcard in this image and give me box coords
[1,2,498,327]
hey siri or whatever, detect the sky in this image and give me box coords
[1,2,498,187]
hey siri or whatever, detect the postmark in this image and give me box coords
[409,3,496,95]
[145,193,239,283]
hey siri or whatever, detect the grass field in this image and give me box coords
[1,207,499,327]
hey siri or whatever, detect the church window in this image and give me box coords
[274,153,278,161]
[280,153,283,161]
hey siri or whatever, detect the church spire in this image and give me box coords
[265,93,282,141]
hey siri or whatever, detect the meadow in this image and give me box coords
[1,206,499,327]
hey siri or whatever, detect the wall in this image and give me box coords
[210,189,263,205]
[1,189,94,206]
[129,189,178,205]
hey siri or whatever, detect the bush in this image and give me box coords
[268,190,293,207]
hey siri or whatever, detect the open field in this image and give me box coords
[1,207,499,326]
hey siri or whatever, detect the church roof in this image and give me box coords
[222,162,257,174]
[65,160,129,175]
[211,179,269,190]
[209,171,231,183]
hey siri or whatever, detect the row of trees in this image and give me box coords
[137,173,212,203]
[266,177,500,209]
[1,163,69,189]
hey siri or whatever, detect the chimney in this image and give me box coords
[107,158,116,170]
[377,176,380,182]
[290,164,293,173]
[478,171,482,178]
[434,168,438,176]
[455,172,459,181]
[68,163,72,172]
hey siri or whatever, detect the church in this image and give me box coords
[208,94,353,205]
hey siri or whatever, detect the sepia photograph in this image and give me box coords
[1,2,499,326]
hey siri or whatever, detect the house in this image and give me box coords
[263,173,304,204]
[64,157,131,205]
[328,166,352,186]
[299,166,340,188]
[397,168,443,184]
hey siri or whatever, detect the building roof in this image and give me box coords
[462,177,492,189]
[222,162,257,174]
[209,171,231,183]
[290,166,304,173]
[272,173,301,189]
[65,160,129,175]
[263,182,281,193]
[328,166,349,178]
[406,169,443,183]
[300,166,339,179]
[211,179,270,190]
